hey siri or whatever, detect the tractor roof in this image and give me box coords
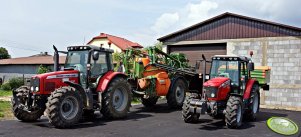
[67,45,114,53]
[212,55,251,62]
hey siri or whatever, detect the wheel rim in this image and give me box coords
[253,92,259,113]
[113,87,128,111]
[60,96,79,120]
[175,85,185,103]
[237,104,242,123]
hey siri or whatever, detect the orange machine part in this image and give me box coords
[155,72,171,96]
[138,78,150,89]
[141,58,150,67]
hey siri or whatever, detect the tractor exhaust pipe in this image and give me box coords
[53,45,59,71]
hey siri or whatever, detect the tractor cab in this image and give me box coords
[62,45,114,88]
[208,55,254,96]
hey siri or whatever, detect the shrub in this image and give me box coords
[8,77,24,90]
[0,83,11,91]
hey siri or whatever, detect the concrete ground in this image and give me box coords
[0,102,300,137]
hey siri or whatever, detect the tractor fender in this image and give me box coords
[96,71,127,92]
[243,79,259,100]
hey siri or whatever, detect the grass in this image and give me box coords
[0,101,13,120]
[0,90,12,97]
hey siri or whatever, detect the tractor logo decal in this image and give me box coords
[267,117,299,136]
[46,73,79,79]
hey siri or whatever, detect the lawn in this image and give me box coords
[0,101,13,120]
[0,90,12,97]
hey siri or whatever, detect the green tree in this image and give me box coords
[0,47,11,59]
[154,42,163,50]
[37,65,50,74]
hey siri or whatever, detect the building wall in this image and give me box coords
[0,64,62,82]
[89,38,122,52]
[228,36,301,110]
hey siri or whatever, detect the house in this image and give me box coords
[0,52,65,82]
[87,33,143,52]
[158,12,301,110]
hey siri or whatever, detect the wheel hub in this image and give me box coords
[60,96,79,120]
[175,86,184,103]
[112,87,128,111]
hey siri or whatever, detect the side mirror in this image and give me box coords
[248,62,254,71]
[92,51,99,61]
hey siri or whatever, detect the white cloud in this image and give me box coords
[151,0,219,38]
[185,1,218,26]
[151,12,180,34]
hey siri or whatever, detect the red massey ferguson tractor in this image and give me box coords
[182,54,260,128]
[11,45,132,128]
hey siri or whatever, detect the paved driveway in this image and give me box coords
[0,102,300,137]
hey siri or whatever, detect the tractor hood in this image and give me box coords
[203,77,230,87]
[30,70,80,94]
[32,70,80,80]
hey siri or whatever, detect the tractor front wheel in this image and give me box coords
[46,87,83,128]
[141,96,158,107]
[225,96,243,129]
[182,93,199,123]
[101,77,132,119]
[167,78,187,109]
[12,86,44,122]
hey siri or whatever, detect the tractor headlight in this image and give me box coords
[35,87,39,92]
[211,93,215,98]
[31,86,34,91]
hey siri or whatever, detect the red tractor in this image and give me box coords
[11,45,132,128]
[182,54,260,128]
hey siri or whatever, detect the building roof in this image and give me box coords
[158,12,301,42]
[0,56,66,65]
[87,33,143,50]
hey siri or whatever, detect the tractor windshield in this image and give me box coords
[65,50,89,69]
[210,60,239,86]
[65,50,89,87]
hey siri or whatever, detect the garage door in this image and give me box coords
[168,43,227,74]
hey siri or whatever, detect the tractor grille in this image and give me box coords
[204,86,218,98]
[45,82,55,92]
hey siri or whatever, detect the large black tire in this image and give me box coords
[45,87,83,128]
[141,96,158,107]
[167,78,187,109]
[101,77,132,119]
[225,96,243,129]
[12,86,44,122]
[245,84,260,121]
[182,93,199,123]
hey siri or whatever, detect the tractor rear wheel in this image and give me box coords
[167,78,187,109]
[182,93,199,123]
[245,84,260,121]
[101,77,132,119]
[12,86,44,122]
[141,96,158,107]
[225,96,243,129]
[46,87,83,128]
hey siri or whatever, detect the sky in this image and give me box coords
[0,0,300,58]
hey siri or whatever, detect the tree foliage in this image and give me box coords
[154,42,163,50]
[0,47,11,59]
[37,65,50,74]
